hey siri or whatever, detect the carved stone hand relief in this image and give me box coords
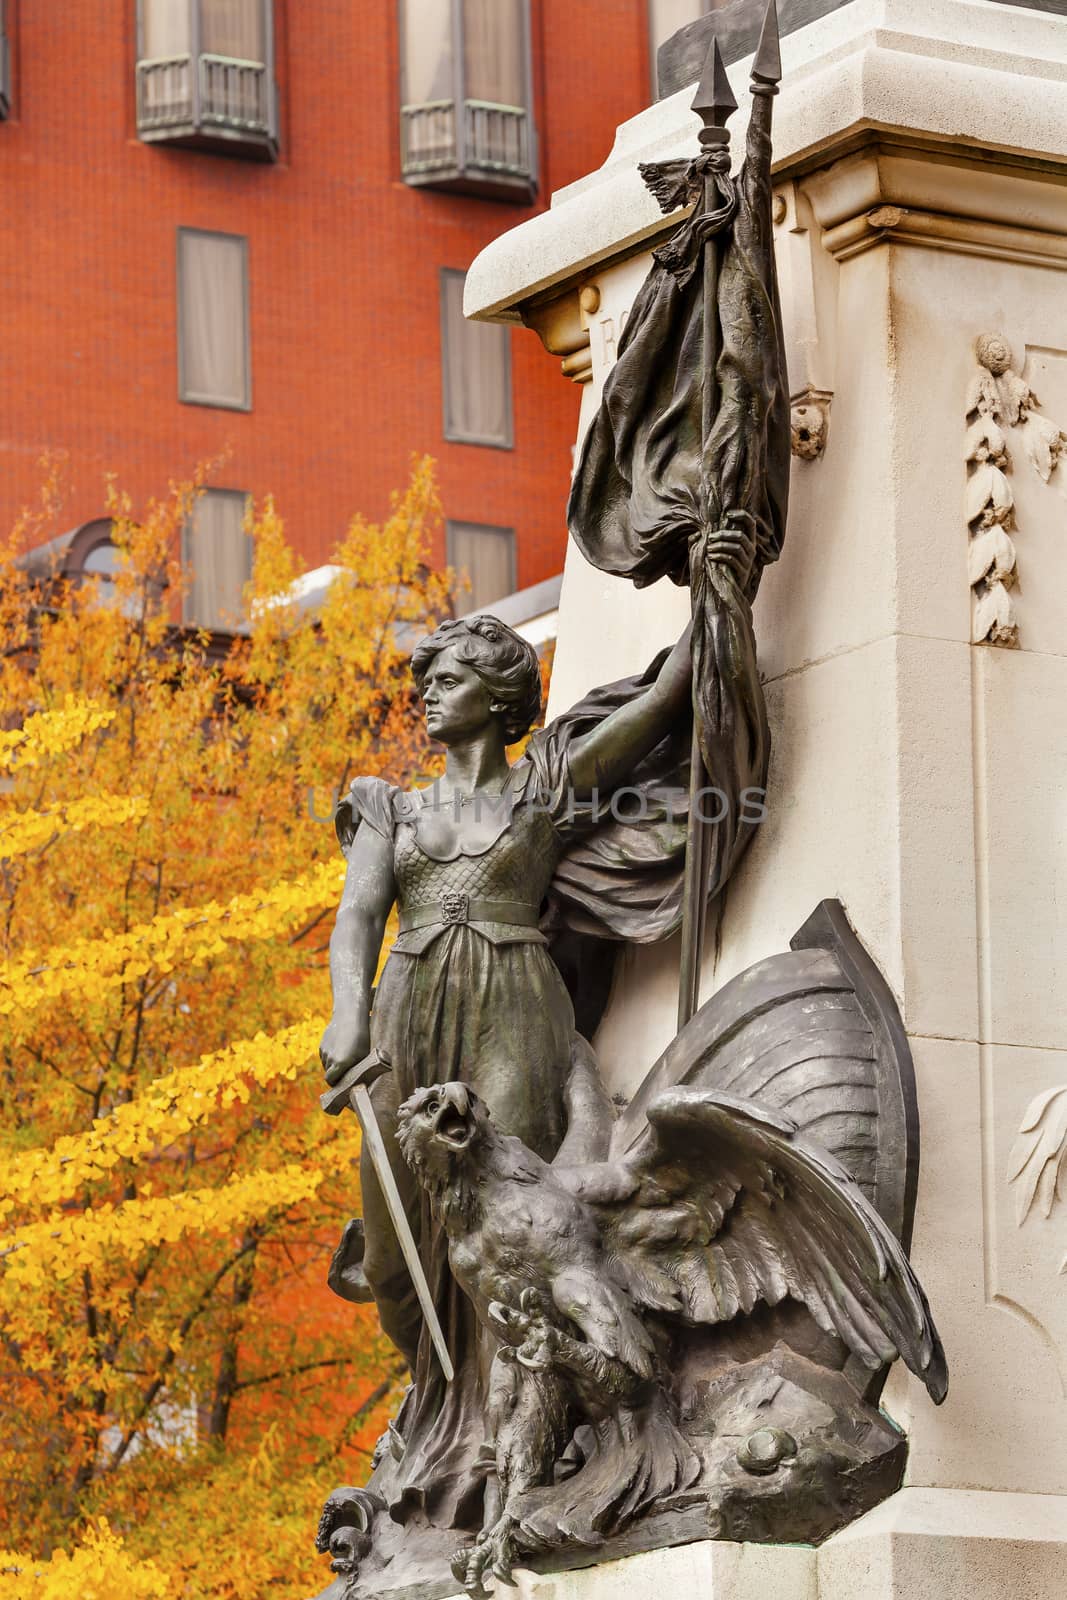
[1010,1085,1067,1268]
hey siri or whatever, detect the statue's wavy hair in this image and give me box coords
[410,615,543,745]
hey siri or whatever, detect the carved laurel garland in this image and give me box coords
[965,333,1067,647]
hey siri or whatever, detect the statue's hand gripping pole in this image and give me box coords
[322,1049,455,1383]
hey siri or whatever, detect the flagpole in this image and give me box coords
[676,35,737,1032]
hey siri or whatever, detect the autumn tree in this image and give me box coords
[0,460,451,1596]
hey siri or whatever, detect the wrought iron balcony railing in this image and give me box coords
[401,99,534,201]
[136,52,277,159]
[400,98,457,175]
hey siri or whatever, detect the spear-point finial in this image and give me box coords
[691,35,738,144]
[751,0,782,90]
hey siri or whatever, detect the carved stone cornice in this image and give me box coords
[823,206,1067,270]
[465,0,1067,329]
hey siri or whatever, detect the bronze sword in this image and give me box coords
[322,1048,454,1382]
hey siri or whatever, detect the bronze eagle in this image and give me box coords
[396,1078,946,1595]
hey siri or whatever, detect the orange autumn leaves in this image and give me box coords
[0,461,448,1595]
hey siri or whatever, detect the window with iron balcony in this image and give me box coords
[399,0,537,202]
[136,0,278,160]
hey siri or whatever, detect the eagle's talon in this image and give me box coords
[513,1312,561,1372]
[457,1515,519,1597]
[452,1544,491,1600]
[450,1547,472,1586]
[465,1556,493,1599]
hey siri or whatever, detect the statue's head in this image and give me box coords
[397,1081,491,1192]
[411,615,542,748]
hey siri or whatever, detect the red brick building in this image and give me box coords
[0,2,695,626]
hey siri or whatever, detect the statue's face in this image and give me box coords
[420,644,496,746]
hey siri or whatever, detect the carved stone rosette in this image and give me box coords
[965,332,1067,647]
[790,386,832,460]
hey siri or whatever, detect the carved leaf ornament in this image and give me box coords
[1008,1085,1067,1272]
[967,525,1016,590]
[965,332,1067,647]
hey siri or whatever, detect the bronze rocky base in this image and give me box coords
[309,1343,906,1600]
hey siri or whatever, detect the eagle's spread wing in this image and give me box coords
[559,1088,947,1403]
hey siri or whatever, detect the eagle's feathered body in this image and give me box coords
[404,1103,656,1388]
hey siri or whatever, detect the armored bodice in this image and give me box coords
[388,780,563,954]
[335,763,570,957]
[393,801,560,911]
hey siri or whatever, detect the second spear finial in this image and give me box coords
[752,0,782,92]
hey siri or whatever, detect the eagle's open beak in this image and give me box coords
[432,1088,473,1151]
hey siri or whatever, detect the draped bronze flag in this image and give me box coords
[565,82,789,922]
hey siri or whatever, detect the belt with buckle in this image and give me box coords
[398,894,540,932]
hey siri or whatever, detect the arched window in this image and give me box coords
[73,522,149,618]
[16,519,141,618]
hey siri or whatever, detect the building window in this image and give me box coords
[447,522,516,612]
[14,519,157,617]
[0,0,10,119]
[177,228,251,410]
[183,490,252,631]
[81,539,150,620]
[440,270,512,449]
[82,539,122,587]
[136,0,278,160]
[399,0,536,201]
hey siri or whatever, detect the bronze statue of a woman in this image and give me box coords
[319,528,754,1527]
[309,24,950,1590]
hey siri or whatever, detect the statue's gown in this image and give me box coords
[339,742,576,1529]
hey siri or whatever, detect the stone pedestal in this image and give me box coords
[466,0,1067,1592]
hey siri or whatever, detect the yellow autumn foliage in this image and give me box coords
[1,1142,358,1300]
[0,859,345,1021]
[0,794,150,861]
[0,1017,325,1217]
[0,461,448,1592]
[0,1520,170,1599]
[0,694,116,773]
